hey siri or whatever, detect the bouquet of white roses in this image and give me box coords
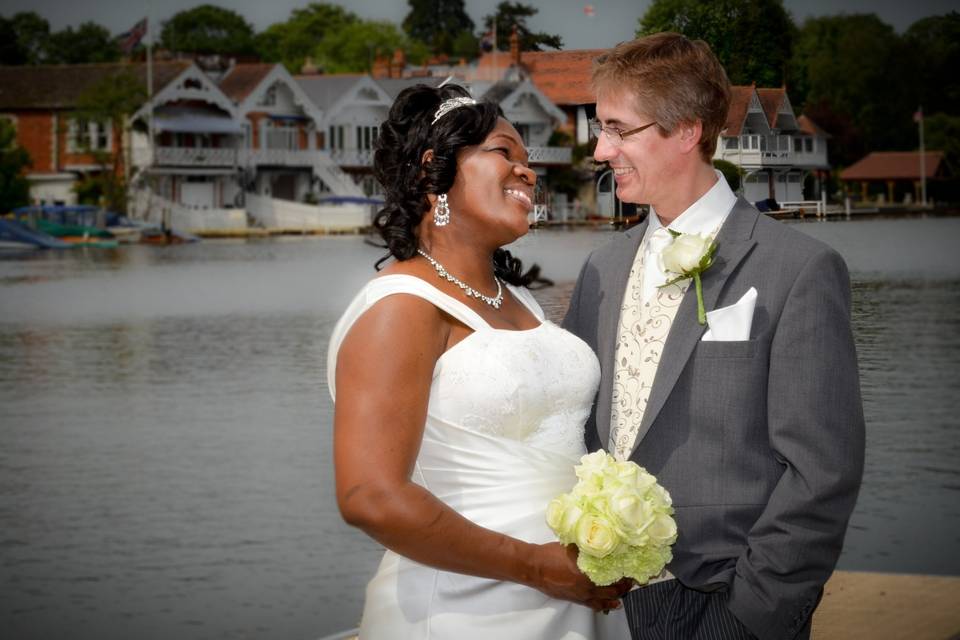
[546,451,677,586]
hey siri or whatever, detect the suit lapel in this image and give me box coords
[630,200,760,455]
[595,219,648,450]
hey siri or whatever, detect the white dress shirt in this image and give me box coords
[640,171,738,302]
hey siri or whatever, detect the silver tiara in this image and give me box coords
[431,97,478,125]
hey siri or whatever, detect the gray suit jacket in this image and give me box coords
[563,199,865,639]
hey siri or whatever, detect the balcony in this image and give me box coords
[244,148,317,167]
[152,147,239,167]
[716,135,828,169]
[527,146,572,165]
[329,149,374,167]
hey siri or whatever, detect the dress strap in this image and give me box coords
[326,274,490,399]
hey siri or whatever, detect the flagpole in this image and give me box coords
[146,1,154,169]
[917,106,927,207]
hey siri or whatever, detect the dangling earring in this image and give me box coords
[434,193,451,227]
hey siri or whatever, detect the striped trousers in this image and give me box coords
[623,579,811,640]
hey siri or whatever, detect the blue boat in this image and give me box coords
[0,217,72,249]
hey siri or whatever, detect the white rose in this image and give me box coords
[608,487,655,536]
[661,233,712,275]
[546,494,584,542]
[575,513,620,558]
[645,513,678,544]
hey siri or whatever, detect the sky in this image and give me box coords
[1,0,956,51]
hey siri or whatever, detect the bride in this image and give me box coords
[327,84,630,638]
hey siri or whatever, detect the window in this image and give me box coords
[805,138,814,153]
[794,137,803,153]
[724,137,739,150]
[355,125,378,150]
[328,125,345,150]
[267,121,298,150]
[68,118,111,152]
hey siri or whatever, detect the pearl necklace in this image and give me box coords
[417,248,503,309]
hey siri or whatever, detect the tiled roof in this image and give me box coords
[294,74,367,111]
[723,86,755,136]
[219,63,275,103]
[840,151,945,180]
[375,76,445,100]
[474,48,605,105]
[756,88,785,128]
[797,114,830,138]
[522,49,607,106]
[0,61,190,110]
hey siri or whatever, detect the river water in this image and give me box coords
[1,217,958,639]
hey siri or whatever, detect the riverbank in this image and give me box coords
[813,570,960,639]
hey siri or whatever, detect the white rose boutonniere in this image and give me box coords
[659,230,717,325]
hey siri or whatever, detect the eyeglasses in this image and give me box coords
[588,119,658,146]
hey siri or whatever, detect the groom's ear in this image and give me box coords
[676,120,703,155]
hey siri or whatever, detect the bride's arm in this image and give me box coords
[333,293,625,612]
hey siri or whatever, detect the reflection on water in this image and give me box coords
[1,218,959,639]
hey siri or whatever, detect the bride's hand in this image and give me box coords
[529,542,632,612]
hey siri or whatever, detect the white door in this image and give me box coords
[181,180,216,207]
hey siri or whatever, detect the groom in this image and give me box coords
[563,33,865,640]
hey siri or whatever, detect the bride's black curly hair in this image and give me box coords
[372,83,540,287]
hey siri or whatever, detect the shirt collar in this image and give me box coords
[648,170,737,237]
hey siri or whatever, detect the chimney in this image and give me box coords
[391,49,406,78]
[510,26,520,65]
[372,54,389,78]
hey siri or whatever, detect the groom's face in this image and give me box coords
[594,91,679,207]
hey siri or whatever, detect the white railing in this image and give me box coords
[779,200,825,217]
[244,148,316,166]
[527,146,572,164]
[329,149,375,167]
[153,147,239,166]
[716,135,828,169]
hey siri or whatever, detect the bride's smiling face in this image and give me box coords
[444,118,537,245]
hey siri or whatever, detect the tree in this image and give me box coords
[637,0,794,87]
[788,14,915,165]
[903,12,960,118]
[46,22,120,64]
[483,2,563,52]
[0,17,27,64]
[255,3,359,73]
[402,0,474,56]
[713,159,742,192]
[0,119,32,213]
[160,4,255,56]
[4,11,50,64]
[73,71,147,212]
[313,20,428,73]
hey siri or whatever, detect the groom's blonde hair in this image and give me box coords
[592,32,731,161]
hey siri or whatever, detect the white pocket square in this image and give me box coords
[701,287,757,341]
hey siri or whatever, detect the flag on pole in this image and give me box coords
[584,4,596,17]
[913,106,923,123]
[480,30,495,53]
[118,18,148,55]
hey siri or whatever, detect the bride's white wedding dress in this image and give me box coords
[328,274,629,639]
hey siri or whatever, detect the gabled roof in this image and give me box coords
[797,115,830,138]
[376,76,445,100]
[132,64,237,121]
[724,86,756,136]
[234,64,324,124]
[295,74,367,111]
[756,88,786,128]
[840,151,946,181]
[219,63,275,103]
[0,61,190,110]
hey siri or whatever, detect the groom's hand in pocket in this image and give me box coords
[528,542,626,612]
